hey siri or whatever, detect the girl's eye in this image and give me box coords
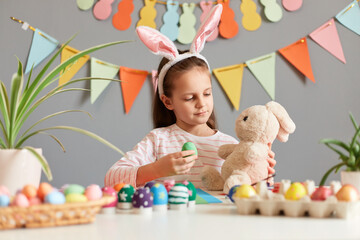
[204,92,211,96]
[185,97,193,101]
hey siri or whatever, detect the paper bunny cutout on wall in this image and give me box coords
[136,4,223,97]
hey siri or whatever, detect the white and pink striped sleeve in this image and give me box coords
[104,132,157,188]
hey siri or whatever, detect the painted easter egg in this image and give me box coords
[132,187,153,212]
[12,193,30,207]
[234,184,257,199]
[0,186,10,197]
[228,185,240,202]
[29,197,42,206]
[102,186,117,207]
[45,191,66,205]
[163,179,175,192]
[183,180,196,202]
[85,184,103,201]
[37,182,53,201]
[168,183,189,209]
[64,184,85,195]
[113,183,126,192]
[22,184,38,199]
[336,184,359,202]
[144,181,156,190]
[285,182,307,200]
[117,184,135,209]
[182,142,198,156]
[0,195,10,207]
[151,183,168,206]
[310,186,333,201]
[66,193,88,203]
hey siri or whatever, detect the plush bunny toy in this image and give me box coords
[201,101,296,193]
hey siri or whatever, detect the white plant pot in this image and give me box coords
[340,171,360,193]
[0,148,43,195]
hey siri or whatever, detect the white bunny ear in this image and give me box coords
[265,101,296,142]
[136,26,179,61]
[190,4,223,54]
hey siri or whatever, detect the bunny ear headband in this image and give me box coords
[136,4,223,98]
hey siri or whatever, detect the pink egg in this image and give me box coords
[101,186,117,207]
[85,184,103,201]
[0,185,10,197]
[12,193,30,207]
[29,197,42,206]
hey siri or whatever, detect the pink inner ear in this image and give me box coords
[136,27,178,60]
[191,4,222,53]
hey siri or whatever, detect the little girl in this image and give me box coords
[104,5,275,188]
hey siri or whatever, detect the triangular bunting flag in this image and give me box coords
[336,0,360,35]
[278,38,315,83]
[25,29,59,74]
[120,67,148,114]
[90,58,119,104]
[245,53,276,100]
[213,64,245,111]
[59,46,90,86]
[309,18,346,63]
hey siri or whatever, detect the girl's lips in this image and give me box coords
[195,111,207,116]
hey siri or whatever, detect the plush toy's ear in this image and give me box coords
[136,26,179,61]
[266,101,296,142]
[190,4,222,54]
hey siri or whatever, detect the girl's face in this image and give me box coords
[162,67,213,129]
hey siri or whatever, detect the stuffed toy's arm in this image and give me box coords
[218,144,237,160]
[243,143,268,164]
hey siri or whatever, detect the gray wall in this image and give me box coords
[1,0,359,188]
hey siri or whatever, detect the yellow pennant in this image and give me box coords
[59,45,90,86]
[213,64,245,111]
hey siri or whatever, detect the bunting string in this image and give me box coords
[10,0,360,113]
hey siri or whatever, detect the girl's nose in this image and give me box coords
[196,97,205,108]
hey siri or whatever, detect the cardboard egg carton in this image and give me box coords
[233,180,360,219]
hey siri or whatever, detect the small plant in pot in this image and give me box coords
[319,113,360,192]
[0,36,128,194]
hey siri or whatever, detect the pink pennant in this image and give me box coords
[151,70,158,93]
[309,18,346,64]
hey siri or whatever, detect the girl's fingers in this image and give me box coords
[267,166,275,175]
[267,157,276,168]
[268,150,275,158]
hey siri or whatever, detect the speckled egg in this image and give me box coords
[64,184,85,196]
[12,193,30,207]
[45,191,66,205]
[182,142,198,156]
[65,193,88,203]
[0,195,10,207]
[37,182,53,201]
[102,186,117,207]
[132,187,153,211]
[285,182,307,200]
[85,184,103,201]
[22,184,38,199]
[234,184,257,199]
[336,184,359,202]
[310,186,333,201]
[151,183,168,206]
[228,185,241,202]
[0,185,10,197]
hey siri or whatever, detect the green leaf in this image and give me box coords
[350,127,360,151]
[38,132,66,152]
[25,63,35,92]
[319,138,350,152]
[0,119,8,147]
[18,126,124,156]
[349,112,359,131]
[322,142,348,159]
[0,81,10,138]
[319,162,346,186]
[24,146,53,181]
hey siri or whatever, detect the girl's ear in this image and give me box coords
[161,94,174,110]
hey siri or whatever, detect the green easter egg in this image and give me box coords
[182,142,198,157]
[64,184,85,196]
[65,193,88,203]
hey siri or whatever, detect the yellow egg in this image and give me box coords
[285,182,307,200]
[65,193,88,203]
[234,184,257,198]
[336,184,359,202]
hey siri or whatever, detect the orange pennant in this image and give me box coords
[278,38,315,83]
[120,67,148,114]
[59,46,90,86]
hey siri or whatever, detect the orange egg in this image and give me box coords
[113,183,126,192]
[336,184,359,202]
[22,184,38,199]
[37,182,53,201]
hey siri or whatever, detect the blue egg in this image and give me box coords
[228,185,241,203]
[150,183,168,205]
[0,195,10,207]
[45,191,66,205]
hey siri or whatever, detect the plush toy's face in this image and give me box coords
[235,105,279,144]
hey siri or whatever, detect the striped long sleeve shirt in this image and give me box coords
[104,124,238,188]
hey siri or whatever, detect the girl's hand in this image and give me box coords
[154,150,197,177]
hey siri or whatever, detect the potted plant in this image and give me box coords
[319,113,360,192]
[0,36,128,194]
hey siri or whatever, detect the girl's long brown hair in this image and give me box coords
[152,50,217,129]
